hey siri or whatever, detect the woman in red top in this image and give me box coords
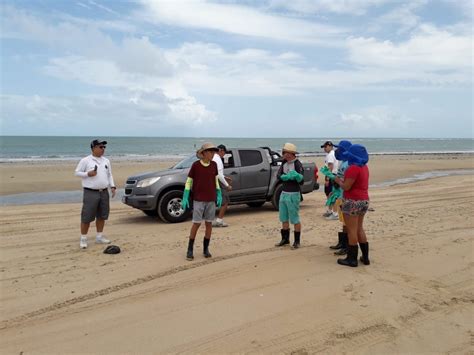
[333,144,370,267]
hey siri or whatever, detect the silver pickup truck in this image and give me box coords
[122,147,319,223]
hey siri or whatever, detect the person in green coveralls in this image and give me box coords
[274,143,305,249]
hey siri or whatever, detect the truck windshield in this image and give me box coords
[172,155,199,169]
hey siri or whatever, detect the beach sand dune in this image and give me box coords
[1,170,473,353]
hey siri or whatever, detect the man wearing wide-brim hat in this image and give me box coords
[181,142,223,260]
[275,142,305,249]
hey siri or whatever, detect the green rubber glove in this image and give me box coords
[288,170,304,182]
[181,189,190,210]
[320,166,336,180]
[216,189,222,208]
[325,186,342,206]
[280,174,290,181]
[333,186,342,199]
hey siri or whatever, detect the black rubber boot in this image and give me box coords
[203,238,212,258]
[337,245,358,267]
[186,238,195,260]
[329,232,343,249]
[275,229,290,247]
[292,231,301,249]
[359,242,370,265]
[334,232,348,255]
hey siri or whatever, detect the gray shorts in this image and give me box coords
[219,182,230,204]
[81,188,110,223]
[192,200,216,223]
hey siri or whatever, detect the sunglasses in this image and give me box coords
[96,146,106,149]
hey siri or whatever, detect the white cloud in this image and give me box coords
[368,0,427,34]
[347,24,472,71]
[267,0,391,16]
[161,39,470,97]
[444,0,473,19]
[140,0,347,44]
[1,92,216,134]
[88,0,120,16]
[335,106,415,131]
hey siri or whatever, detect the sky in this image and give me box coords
[0,0,472,138]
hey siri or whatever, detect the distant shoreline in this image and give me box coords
[1,151,473,164]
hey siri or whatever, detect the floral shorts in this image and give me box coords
[341,199,369,216]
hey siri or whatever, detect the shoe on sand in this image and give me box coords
[212,220,228,227]
[95,236,111,244]
[326,213,339,220]
[80,236,88,249]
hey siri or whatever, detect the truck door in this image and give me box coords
[237,149,270,200]
[222,149,241,200]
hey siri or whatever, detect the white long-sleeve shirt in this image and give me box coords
[75,155,115,189]
[212,153,229,188]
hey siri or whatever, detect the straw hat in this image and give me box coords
[282,142,298,154]
[196,142,219,159]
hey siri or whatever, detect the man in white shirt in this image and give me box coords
[212,144,232,227]
[321,141,339,219]
[75,139,116,249]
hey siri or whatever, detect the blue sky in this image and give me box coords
[1,0,472,138]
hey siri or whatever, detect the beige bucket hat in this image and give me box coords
[196,142,219,159]
[282,142,298,154]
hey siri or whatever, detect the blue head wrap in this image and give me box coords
[347,144,369,166]
[334,140,352,161]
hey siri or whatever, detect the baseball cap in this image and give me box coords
[320,141,333,148]
[217,144,227,151]
[90,139,107,148]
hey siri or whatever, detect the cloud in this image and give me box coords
[140,0,347,44]
[162,37,470,97]
[335,106,415,132]
[347,24,472,72]
[267,0,391,16]
[367,0,427,34]
[88,0,120,16]
[1,92,216,135]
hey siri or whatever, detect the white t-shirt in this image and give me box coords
[212,153,229,187]
[75,155,115,189]
[325,149,339,173]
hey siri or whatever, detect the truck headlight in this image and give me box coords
[136,177,161,188]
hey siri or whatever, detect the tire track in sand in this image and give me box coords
[0,244,320,330]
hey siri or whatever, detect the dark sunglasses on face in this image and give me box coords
[97,146,106,149]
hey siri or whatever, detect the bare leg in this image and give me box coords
[282,221,289,230]
[95,219,105,233]
[80,222,90,235]
[204,221,212,239]
[344,214,359,246]
[190,222,201,240]
[217,203,228,219]
[357,214,367,243]
[294,223,301,232]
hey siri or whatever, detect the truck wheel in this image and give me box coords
[143,210,158,217]
[247,202,265,208]
[271,184,283,210]
[157,190,191,223]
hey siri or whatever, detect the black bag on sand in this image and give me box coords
[104,245,121,254]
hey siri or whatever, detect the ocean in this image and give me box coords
[1,136,473,162]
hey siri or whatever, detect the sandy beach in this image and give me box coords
[0,154,473,354]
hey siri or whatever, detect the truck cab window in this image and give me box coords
[224,153,235,168]
[239,150,263,167]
